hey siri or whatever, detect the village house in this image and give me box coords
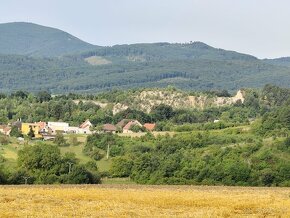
[12,120,22,130]
[79,119,93,130]
[67,126,82,134]
[67,120,93,134]
[0,125,11,136]
[123,120,142,133]
[78,119,92,134]
[143,123,156,132]
[67,126,91,134]
[38,121,46,131]
[102,124,117,133]
[47,122,69,134]
[116,119,132,129]
[21,122,43,138]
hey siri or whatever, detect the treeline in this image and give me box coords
[1,43,290,93]
[109,133,290,186]
[0,84,289,130]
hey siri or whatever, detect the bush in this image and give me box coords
[0,168,7,184]
[110,157,133,177]
[54,133,69,147]
[90,149,105,161]
[130,125,145,133]
[10,126,23,138]
[0,134,9,145]
[0,155,6,163]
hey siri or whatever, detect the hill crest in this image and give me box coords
[0,22,96,57]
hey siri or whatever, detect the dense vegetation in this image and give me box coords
[0,85,290,186]
[87,86,290,187]
[0,85,275,128]
[108,132,290,186]
[0,22,290,93]
[94,85,290,186]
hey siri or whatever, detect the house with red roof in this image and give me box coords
[116,119,132,129]
[122,120,142,133]
[0,125,11,136]
[80,119,93,130]
[143,123,156,132]
[102,124,117,133]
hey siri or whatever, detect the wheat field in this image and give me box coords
[0,185,290,217]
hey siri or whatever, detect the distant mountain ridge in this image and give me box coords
[0,22,96,56]
[84,41,258,62]
[263,57,290,67]
[0,22,289,93]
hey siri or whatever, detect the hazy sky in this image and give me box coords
[0,0,289,58]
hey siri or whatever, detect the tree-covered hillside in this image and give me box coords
[0,51,290,93]
[264,57,290,67]
[0,22,290,93]
[0,22,96,56]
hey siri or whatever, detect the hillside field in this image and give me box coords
[0,185,289,217]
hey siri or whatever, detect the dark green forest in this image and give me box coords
[1,47,290,93]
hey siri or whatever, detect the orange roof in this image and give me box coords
[116,119,132,128]
[38,122,46,129]
[123,120,142,130]
[144,123,156,131]
[123,121,135,130]
[80,120,92,129]
[0,125,11,135]
[103,124,117,131]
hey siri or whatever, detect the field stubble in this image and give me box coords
[0,185,290,217]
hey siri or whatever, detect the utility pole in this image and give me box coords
[23,176,30,185]
[106,143,110,160]
[68,162,74,174]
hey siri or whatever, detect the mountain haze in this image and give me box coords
[0,22,96,56]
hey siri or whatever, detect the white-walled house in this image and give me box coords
[67,126,91,134]
[80,120,93,130]
[47,122,69,134]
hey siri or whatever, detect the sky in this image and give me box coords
[0,0,289,58]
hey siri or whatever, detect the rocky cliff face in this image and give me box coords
[112,90,245,114]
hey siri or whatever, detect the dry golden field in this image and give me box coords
[0,185,290,217]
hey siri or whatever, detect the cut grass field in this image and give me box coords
[0,185,289,217]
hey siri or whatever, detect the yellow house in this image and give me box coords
[21,123,43,138]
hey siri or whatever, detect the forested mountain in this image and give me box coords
[263,57,290,67]
[0,51,290,93]
[0,22,290,93]
[0,22,96,56]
